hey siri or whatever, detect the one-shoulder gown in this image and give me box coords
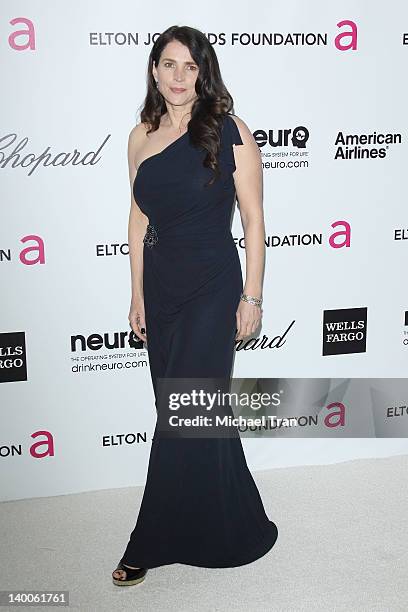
[121,114,278,569]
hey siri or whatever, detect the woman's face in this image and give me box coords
[152,39,199,108]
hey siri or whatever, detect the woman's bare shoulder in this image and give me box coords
[128,122,150,149]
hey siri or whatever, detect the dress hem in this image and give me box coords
[122,520,278,570]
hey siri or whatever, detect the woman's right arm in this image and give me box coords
[127,124,149,343]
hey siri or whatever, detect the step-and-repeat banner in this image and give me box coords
[2,2,407,501]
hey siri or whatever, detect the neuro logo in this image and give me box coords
[71,330,144,352]
[291,126,309,149]
[254,126,310,149]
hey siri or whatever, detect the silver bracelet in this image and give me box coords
[240,293,263,307]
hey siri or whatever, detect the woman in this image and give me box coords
[112,25,278,586]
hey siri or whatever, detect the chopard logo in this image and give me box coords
[0,133,111,176]
[235,321,295,350]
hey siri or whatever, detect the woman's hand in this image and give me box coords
[235,299,262,341]
[129,296,147,343]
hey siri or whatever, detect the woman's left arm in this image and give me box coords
[230,115,265,341]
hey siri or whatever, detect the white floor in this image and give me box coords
[2,454,407,612]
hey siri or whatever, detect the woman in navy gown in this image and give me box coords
[112,25,278,586]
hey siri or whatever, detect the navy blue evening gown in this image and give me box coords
[121,114,278,569]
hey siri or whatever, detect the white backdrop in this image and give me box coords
[1,1,407,502]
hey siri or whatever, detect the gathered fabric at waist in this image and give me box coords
[142,229,242,306]
[143,222,235,251]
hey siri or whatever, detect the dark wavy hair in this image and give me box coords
[138,25,236,185]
